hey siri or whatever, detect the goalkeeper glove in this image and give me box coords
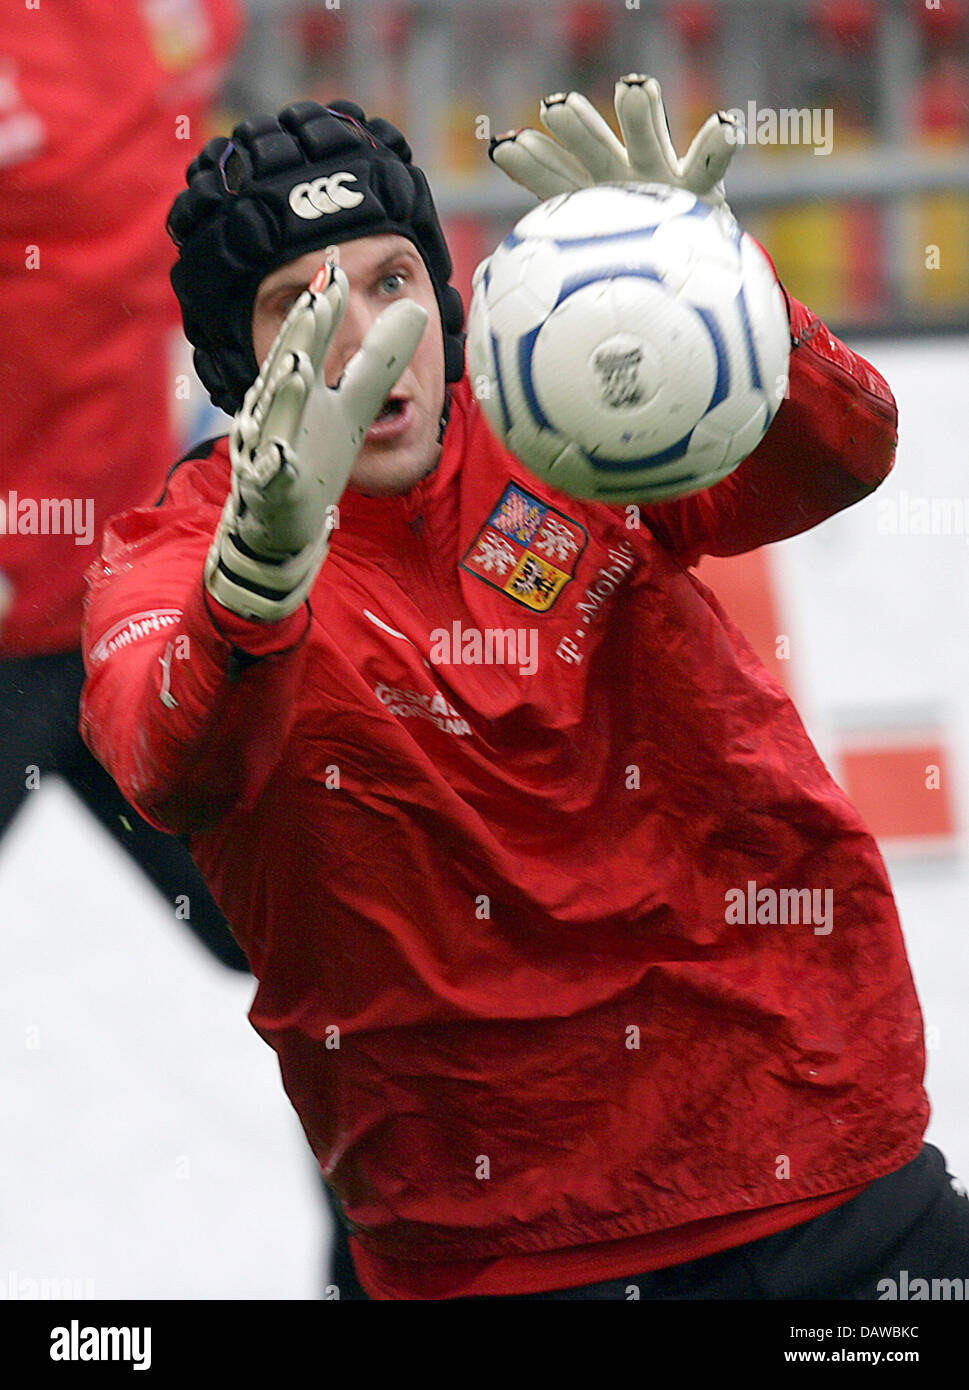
[205,260,427,622]
[489,73,742,210]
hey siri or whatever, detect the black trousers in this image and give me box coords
[476,1144,969,1300]
[0,648,248,969]
[323,1146,969,1302]
[1,647,359,1295]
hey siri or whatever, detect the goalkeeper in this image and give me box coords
[80,79,969,1300]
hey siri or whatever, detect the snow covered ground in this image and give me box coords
[1,336,966,1300]
[0,783,325,1300]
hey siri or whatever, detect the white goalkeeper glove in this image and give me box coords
[205,261,428,622]
[489,73,742,210]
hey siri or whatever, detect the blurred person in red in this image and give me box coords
[78,80,969,1299]
[0,2,247,958]
[0,0,368,1304]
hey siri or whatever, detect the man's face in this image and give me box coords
[251,233,447,496]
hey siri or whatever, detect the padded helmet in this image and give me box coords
[167,100,466,415]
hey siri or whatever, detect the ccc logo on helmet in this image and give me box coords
[288,173,364,219]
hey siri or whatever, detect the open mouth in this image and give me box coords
[366,396,413,440]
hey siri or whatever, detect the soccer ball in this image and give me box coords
[466,183,791,504]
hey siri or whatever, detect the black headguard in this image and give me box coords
[167,100,466,416]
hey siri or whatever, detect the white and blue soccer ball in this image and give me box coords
[467,183,791,504]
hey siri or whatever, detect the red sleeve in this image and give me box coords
[639,293,899,567]
[79,444,309,835]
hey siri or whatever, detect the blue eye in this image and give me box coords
[381,271,407,294]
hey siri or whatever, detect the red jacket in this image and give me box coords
[0,0,241,656]
[80,299,927,1299]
